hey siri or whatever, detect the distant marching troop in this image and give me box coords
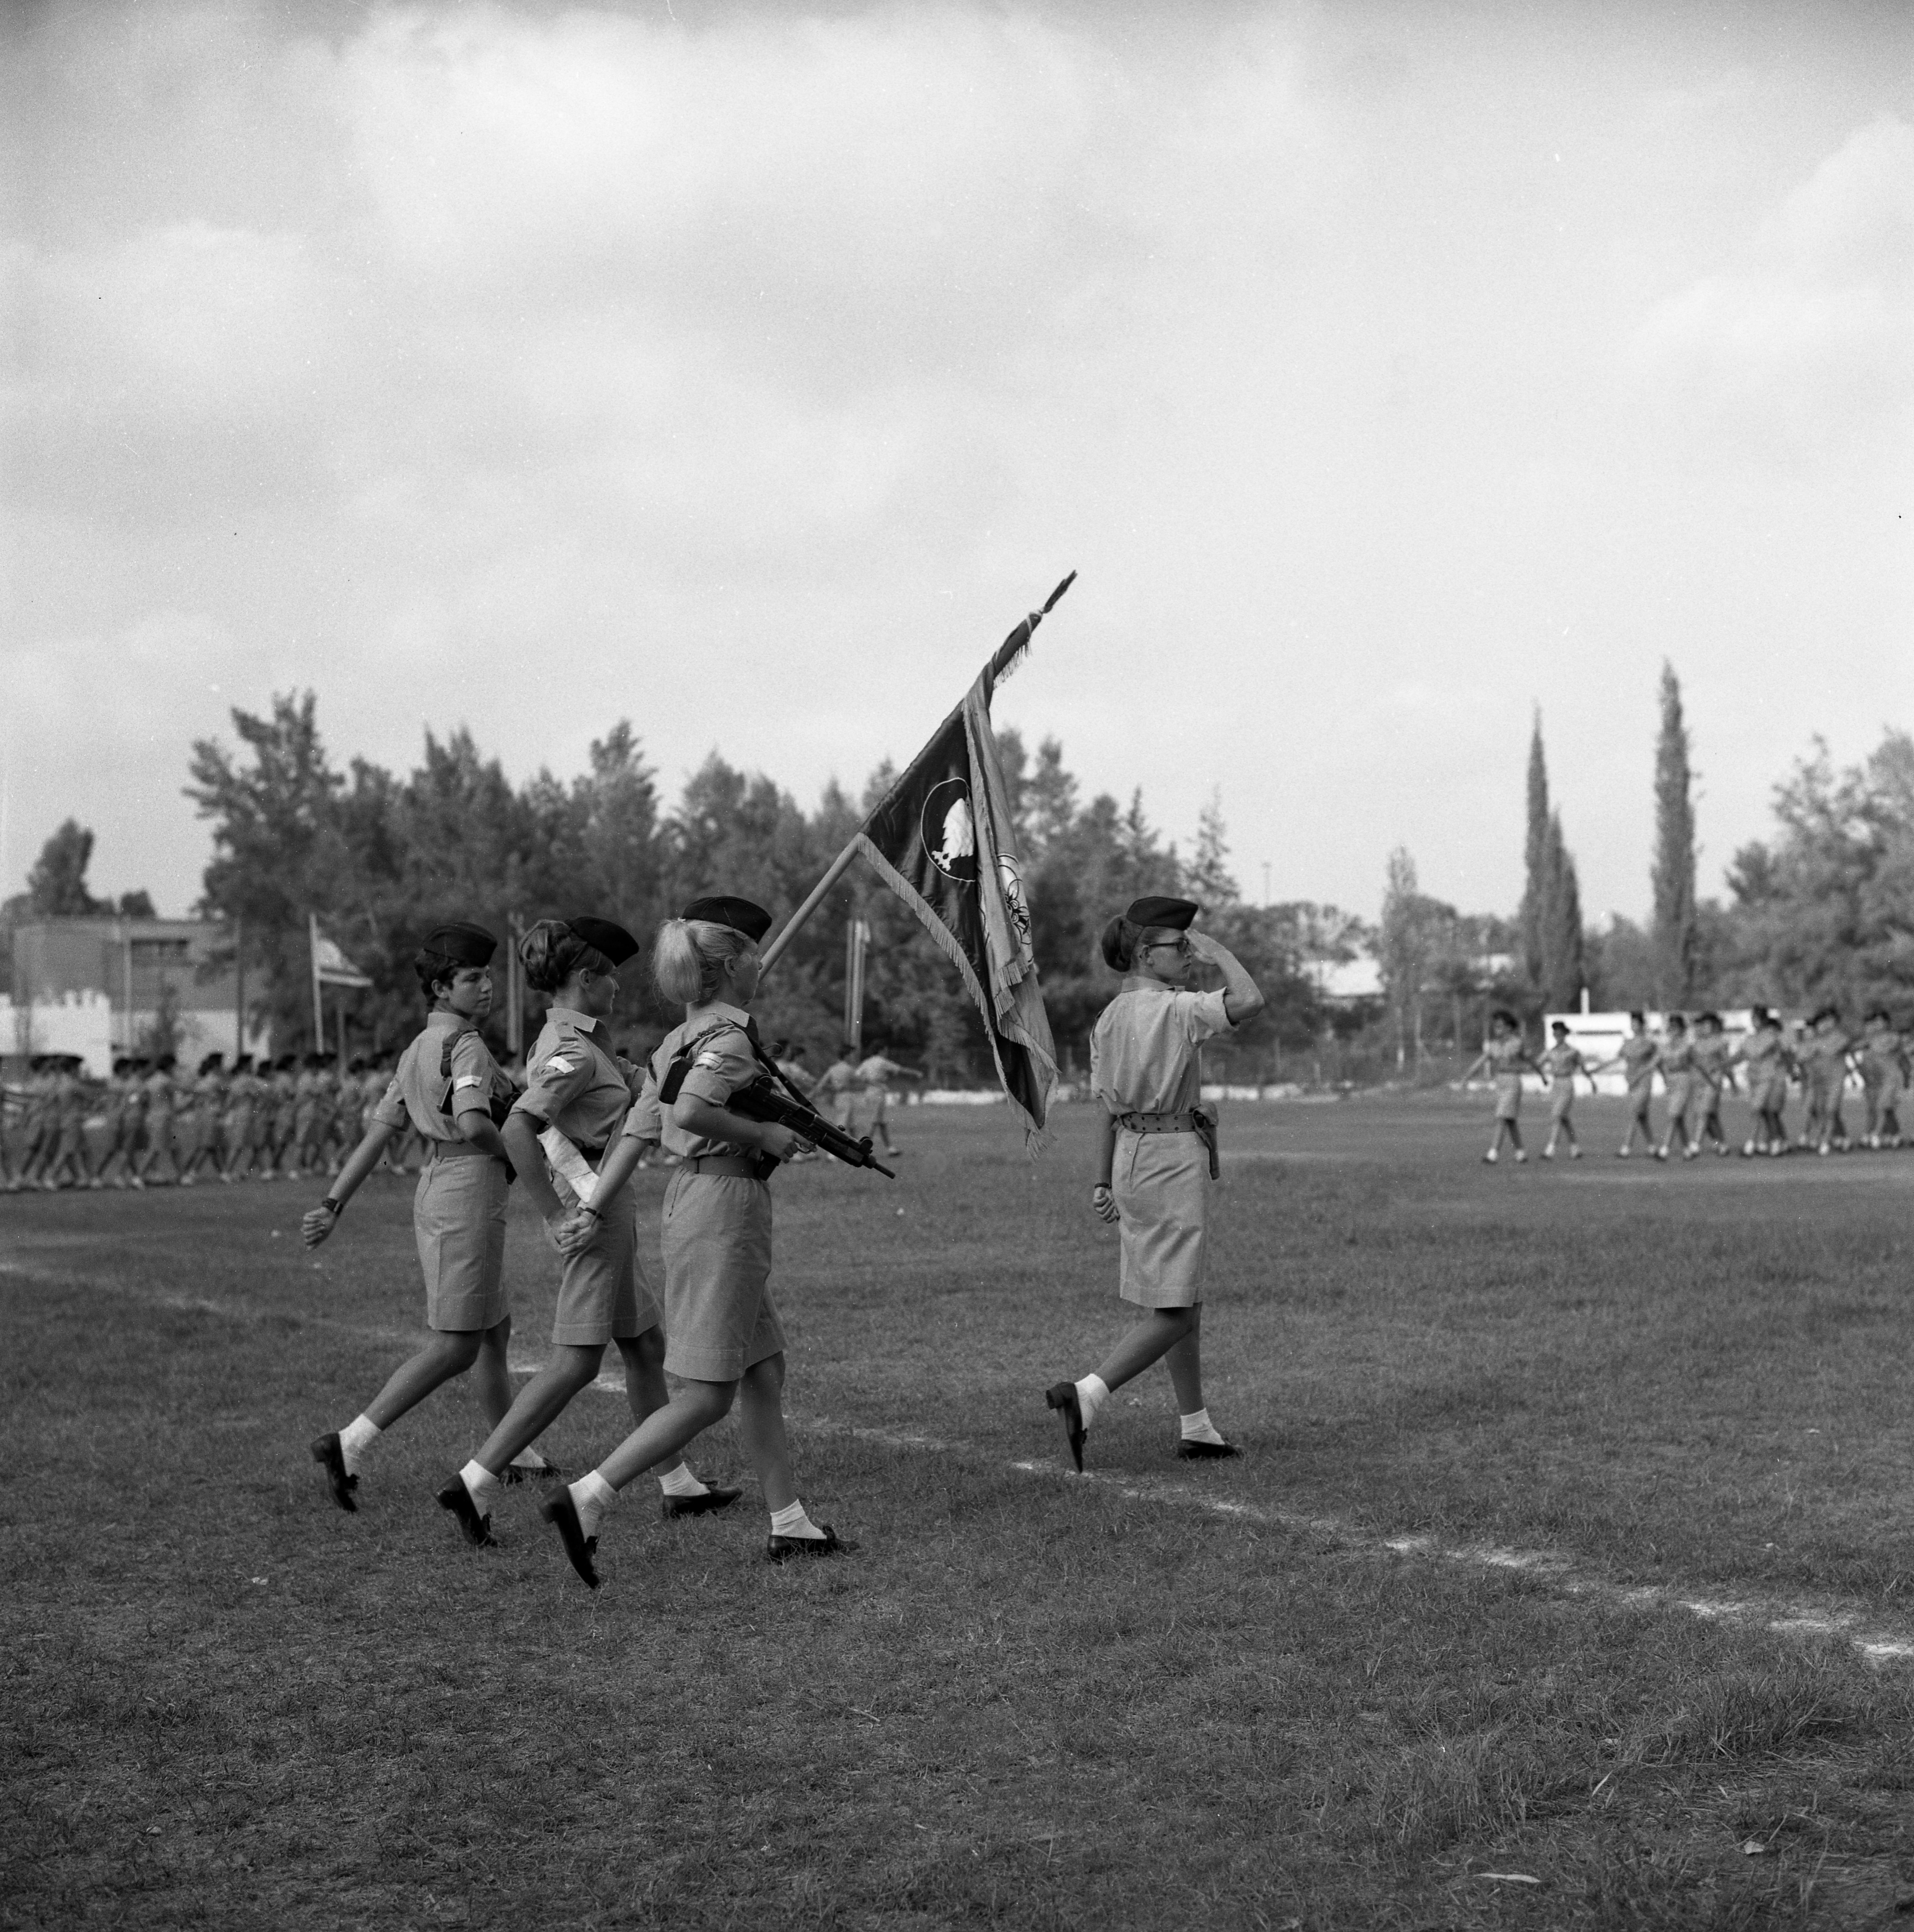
[0,1040,923,1194]
[1462,1004,1909,1165]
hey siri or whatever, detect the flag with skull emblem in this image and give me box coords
[850,586,1067,1138]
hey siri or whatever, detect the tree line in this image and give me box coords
[163,694,1365,1081]
[1376,664,1914,1067]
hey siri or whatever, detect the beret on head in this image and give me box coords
[565,915,641,967]
[1125,895,1199,931]
[420,921,497,968]
[682,895,773,944]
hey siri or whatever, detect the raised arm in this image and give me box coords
[1187,930,1265,1027]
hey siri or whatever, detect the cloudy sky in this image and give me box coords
[4,0,1910,925]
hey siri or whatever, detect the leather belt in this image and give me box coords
[429,1139,493,1161]
[1114,1108,1219,1180]
[686,1154,762,1178]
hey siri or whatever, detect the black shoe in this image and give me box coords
[310,1432,358,1513]
[500,1459,565,1486]
[540,1488,601,1589]
[1175,1438,1242,1461]
[662,1482,744,1519]
[1045,1381,1086,1472]
[434,1476,495,1549]
[766,1524,856,1564]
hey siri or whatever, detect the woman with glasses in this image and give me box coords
[1045,894,1265,1473]
[435,915,728,1549]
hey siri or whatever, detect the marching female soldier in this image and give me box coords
[1653,1016,1697,1160]
[1462,1010,1537,1164]
[540,896,846,1588]
[178,1053,227,1184]
[1040,896,1265,1475]
[1859,1009,1908,1148]
[1538,1021,1593,1160]
[436,915,724,1550]
[1595,1011,1659,1157]
[303,924,534,1510]
[1688,1013,1734,1154]
[1728,1009,1786,1156]
[1803,1008,1854,1154]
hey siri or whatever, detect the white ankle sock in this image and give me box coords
[657,1463,710,1498]
[459,1460,501,1511]
[769,1499,824,1540]
[1075,1374,1110,1429]
[508,1447,548,1471]
[338,1414,381,1474]
[1180,1407,1226,1446]
[572,1470,618,1537]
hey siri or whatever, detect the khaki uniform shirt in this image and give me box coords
[510,1007,641,1154]
[373,1011,512,1144]
[1090,980,1233,1116]
[649,1003,761,1161]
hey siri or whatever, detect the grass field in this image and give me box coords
[8,1093,1914,1929]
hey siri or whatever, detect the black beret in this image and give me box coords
[682,895,774,944]
[420,921,497,967]
[565,915,641,968]
[1125,895,1199,931]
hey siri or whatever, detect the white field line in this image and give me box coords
[12,1257,1912,1666]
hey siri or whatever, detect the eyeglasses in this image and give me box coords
[1144,938,1192,957]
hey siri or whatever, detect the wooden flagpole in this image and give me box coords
[758,839,860,978]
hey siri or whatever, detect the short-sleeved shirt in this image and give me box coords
[1090,980,1233,1116]
[817,1059,859,1097]
[1619,1035,1660,1087]
[856,1055,907,1092]
[374,1011,513,1144]
[508,1007,640,1154]
[1691,1035,1731,1086]
[1861,1030,1905,1076]
[144,1071,175,1119]
[1539,1043,1584,1088]
[1659,1037,1695,1076]
[649,1004,762,1161]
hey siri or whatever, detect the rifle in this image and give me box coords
[657,1025,896,1179]
[725,1077,896,1179]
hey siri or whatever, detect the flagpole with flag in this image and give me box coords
[760,572,1074,1138]
[310,914,374,1051]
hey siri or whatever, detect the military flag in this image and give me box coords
[846,578,1072,1137]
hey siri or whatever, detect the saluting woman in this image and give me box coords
[1044,895,1265,1473]
[303,924,531,1510]
[540,896,848,1589]
[435,916,725,1549]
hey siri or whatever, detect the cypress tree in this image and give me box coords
[1520,711,1549,990]
[1651,661,1698,1005]
[1541,812,1586,1011]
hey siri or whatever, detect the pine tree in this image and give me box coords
[1187,789,1239,907]
[1520,711,1549,991]
[1651,661,1698,1006]
[1540,812,1586,1011]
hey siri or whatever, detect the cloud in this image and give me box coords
[1629,116,1914,454]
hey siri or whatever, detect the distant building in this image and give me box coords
[4,917,270,1075]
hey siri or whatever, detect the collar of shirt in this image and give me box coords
[687,1001,754,1039]
[424,1010,467,1033]
[1119,975,1172,996]
[546,1007,601,1035]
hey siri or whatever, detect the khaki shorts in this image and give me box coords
[660,1170,785,1382]
[415,1152,510,1332]
[1115,1129,1210,1309]
[550,1176,661,1348]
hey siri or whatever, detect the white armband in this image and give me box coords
[539,1126,598,1206]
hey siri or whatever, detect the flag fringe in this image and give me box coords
[850,831,1048,1149]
